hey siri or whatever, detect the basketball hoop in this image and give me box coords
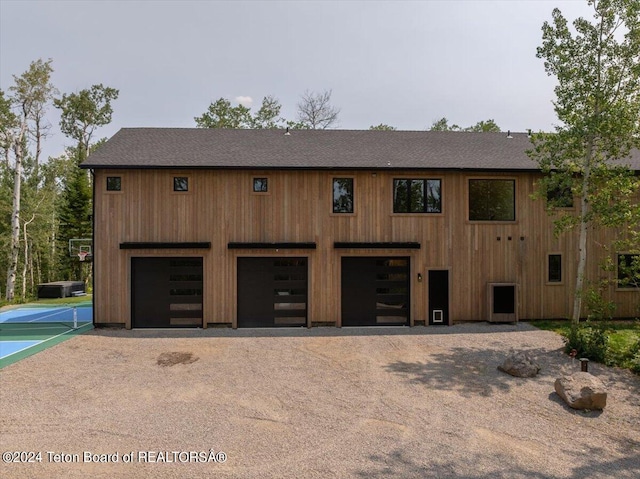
[78,251,88,262]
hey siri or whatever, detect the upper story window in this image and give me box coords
[106,176,121,191]
[333,178,354,213]
[173,176,189,192]
[253,178,268,193]
[468,179,515,221]
[617,253,639,289]
[547,186,573,208]
[393,179,441,213]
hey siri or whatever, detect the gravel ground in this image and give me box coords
[1,322,639,479]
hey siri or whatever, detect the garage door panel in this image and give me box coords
[132,257,203,328]
[342,256,409,327]
[238,257,308,328]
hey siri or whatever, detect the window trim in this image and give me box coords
[331,176,356,215]
[546,253,564,285]
[105,176,122,193]
[390,176,443,216]
[616,252,640,291]
[252,176,270,195]
[466,176,517,223]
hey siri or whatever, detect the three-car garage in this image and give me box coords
[130,254,424,328]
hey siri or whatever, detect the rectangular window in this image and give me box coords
[547,186,573,208]
[618,253,639,289]
[106,176,121,191]
[173,176,189,192]
[468,179,515,221]
[548,254,562,283]
[393,179,441,213]
[333,178,354,213]
[253,178,268,193]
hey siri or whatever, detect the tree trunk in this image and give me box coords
[22,222,29,300]
[572,140,594,324]
[6,136,24,301]
[22,214,35,300]
[49,210,56,282]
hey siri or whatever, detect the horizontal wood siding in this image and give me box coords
[93,169,639,327]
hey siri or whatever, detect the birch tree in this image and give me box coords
[55,85,118,283]
[54,84,119,164]
[4,59,55,301]
[529,0,640,323]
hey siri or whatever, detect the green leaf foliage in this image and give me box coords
[195,95,289,129]
[54,84,119,162]
[369,124,397,131]
[529,0,640,321]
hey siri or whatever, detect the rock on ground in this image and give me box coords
[497,350,541,377]
[554,372,608,410]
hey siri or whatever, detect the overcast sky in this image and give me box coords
[1,0,593,160]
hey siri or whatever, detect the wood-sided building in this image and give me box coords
[81,128,640,328]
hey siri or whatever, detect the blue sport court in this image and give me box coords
[0,304,93,368]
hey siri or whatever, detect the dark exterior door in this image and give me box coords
[341,257,409,326]
[428,270,449,325]
[237,257,307,327]
[132,257,203,328]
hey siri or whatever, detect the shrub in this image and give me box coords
[627,339,640,374]
[563,322,609,364]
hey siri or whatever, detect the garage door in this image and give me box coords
[132,257,203,328]
[237,257,308,328]
[341,257,409,326]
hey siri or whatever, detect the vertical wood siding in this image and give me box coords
[93,169,639,327]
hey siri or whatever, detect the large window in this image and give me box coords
[333,178,354,213]
[468,179,515,221]
[618,253,639,289]
[393,179,441,213]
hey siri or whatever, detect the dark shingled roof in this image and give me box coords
[81,128,640,171]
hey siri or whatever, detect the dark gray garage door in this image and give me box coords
[132,257,203,328]
[341,257,409,326]
[237,257,307,328]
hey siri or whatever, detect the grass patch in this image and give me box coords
[0,294,93,312]
[530,319,640,373]
[29,294,93,307]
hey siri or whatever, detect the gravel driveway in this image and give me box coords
[1,323,639,479]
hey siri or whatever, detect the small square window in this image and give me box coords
[253,178,268,193]
[106,176,121,191]
[548,254,562,283]
[173,177,189,192]
[333,178,354,213]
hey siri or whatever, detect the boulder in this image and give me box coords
[497,350,540,377]
[554,372,607,410]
